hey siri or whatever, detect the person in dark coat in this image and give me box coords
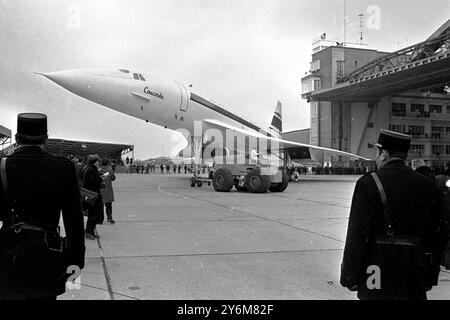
[434,174,450,270]
[0,113,85,300]
[411,159,435,181]
[82,154,104,239]
[99,159,116,224]
[341,129,446,300]
[74,157,84,187]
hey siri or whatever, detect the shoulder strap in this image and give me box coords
[370,172,394,236]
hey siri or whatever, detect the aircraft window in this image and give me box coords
[133,73,139,80]
[139,74,146,81]
[119,69,130,73]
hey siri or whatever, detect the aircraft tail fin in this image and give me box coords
[269,101,282,134]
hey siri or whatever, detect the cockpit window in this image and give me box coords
[119,69,130,73]
[138,74,146,81]
[133,73,139,80]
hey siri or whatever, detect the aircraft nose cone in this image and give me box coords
[39,69,94,99]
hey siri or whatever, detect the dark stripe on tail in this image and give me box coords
[271,115,282,132]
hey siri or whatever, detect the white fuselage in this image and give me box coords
[43,68,277,154]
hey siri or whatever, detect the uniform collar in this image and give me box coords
[12,145,48,156]
[380,158,407,169]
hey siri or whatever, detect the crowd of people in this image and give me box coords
[123,160,209,175]
[287,165,371,179]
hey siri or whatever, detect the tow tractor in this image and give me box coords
[190,154,289,193]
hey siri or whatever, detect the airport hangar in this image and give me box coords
[301,19,450,168]
[0,136,133,169]
[0,125,12,151]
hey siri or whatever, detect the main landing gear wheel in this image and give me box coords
[212,168,234,192]
[269,170,289,192]
[245,168,270,193]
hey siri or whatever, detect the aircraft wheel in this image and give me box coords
[269,170,289,192]
[212,168,234,192]
[190,177,196,187]
[246,168,270,193]
[197,181,203,187]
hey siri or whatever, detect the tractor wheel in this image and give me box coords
[269,170,289,192]
[245,168,270,193]
[212,168,234,192]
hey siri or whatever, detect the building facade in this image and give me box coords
[301,33,450,168]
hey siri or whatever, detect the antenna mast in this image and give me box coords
[359,13,364,44]
[343,0,346,47]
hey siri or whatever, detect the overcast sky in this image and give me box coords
[1,0,448,159]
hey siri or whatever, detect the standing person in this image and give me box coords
[98,159,116,224]
[82,154,104,239]
[160,163,164,174]
[341,130,445,300]
[125,157,130,174]
[74,157,84,187]
[411,159,435,181]
[0,113,85,300]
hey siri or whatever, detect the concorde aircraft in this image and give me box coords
[37,68,369,166]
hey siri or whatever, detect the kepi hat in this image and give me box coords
[16,113,48,142]
[374,129,411,154]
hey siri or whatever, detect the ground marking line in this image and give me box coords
[95,229,115,300]
[158,184,345,243]
[84,248,344,260]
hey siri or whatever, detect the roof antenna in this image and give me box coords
[359,13,365,44]
[343,0,347,47]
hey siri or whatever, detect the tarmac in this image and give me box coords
[61,173,450,300]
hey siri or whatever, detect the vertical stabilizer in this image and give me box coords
[269,101,282,134]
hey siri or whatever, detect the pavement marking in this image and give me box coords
[157,183,345,243]
[95,229,115,300]
[79,283,140,300]
[266,192,351,208]
[104,217,348,224]
[84,248,344,260]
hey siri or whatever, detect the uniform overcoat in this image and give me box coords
[341,159,445,300]
[0,146,85,299]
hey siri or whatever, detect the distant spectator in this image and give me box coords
[98,159,116,224]
[74,157,84,187]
